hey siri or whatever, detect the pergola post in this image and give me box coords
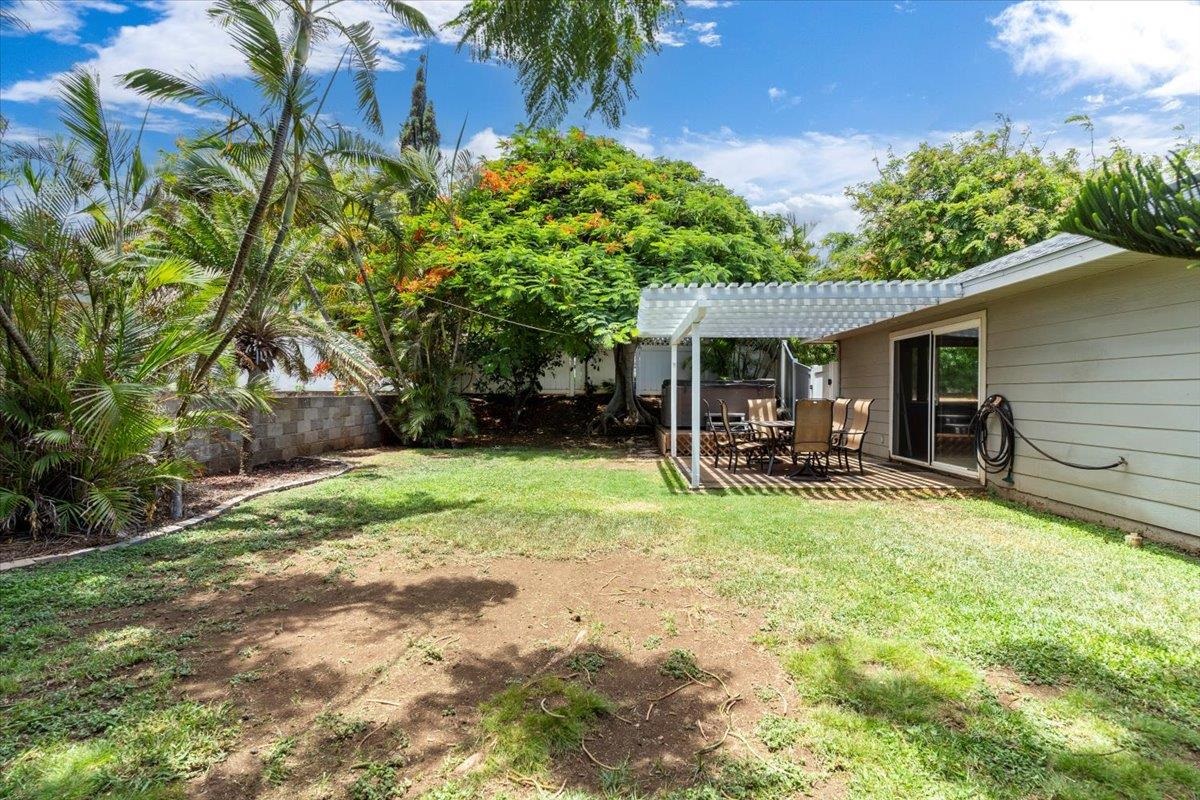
[778,339,786,406]
[668,302,707,489]
[690,332,701,489]
[669,343,678,458]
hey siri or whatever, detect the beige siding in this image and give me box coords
[837,329,892,458]
[837,257,1200,539]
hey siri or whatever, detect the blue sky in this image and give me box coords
[2,0,1197,235]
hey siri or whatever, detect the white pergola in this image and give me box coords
[636,280,963,488]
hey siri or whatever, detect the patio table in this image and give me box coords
[750,420,793,475]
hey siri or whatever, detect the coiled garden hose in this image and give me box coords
[969,394,1127,480]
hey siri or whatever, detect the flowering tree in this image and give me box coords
[824,120,1083,280]
[393,128,806,429]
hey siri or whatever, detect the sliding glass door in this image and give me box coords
[891,316,983,478]
[933,326,980,470]
[892,333,930,463]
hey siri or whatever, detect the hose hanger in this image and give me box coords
[968,394,1128,481]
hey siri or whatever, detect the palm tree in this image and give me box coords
[0,73,253,535]
[149,186,380,471]
[124,0,433,381]
[122,0,676,377]
[452,0,680,127]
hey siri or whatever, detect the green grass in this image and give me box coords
[1,447,1198,798]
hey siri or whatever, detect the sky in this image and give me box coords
[1,0,1198,237]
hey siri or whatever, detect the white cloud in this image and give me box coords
[683,1,734,8]
[653,127,915,237]
[1,0,466,115]
[991,1,1200,100]
[0,119,55,145]
[461,127,504,160]
[767,86,800,107]
[657,29,686,47]
[1082,93,1105,107]
[2,0,125,45]
[616,124,655,157]
[1050,111,1194,156]
[688,21,722,47]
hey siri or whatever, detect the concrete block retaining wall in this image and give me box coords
[184,393,382,474]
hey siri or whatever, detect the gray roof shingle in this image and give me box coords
[951,233,1092,284]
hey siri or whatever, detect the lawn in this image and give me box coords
[1,447,1197,800]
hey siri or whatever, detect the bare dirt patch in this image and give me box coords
[164,552,807,798]
[983,666,1067,709]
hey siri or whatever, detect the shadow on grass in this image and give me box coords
[787,636,1200,799]
[655,458,978,501]
[415,445,630,463]
[977,493,1200,566]
[2,570,521,800]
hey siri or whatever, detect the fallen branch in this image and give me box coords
[581,738,618,771]
[527,627,589,684]
[695,696,741,756]
[540,697,566,718]
[357,721,387,748]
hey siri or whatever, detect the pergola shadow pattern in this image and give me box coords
[664,455,982,498]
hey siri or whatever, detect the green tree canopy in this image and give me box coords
[403,127,806,343]
[830,120,1083,280]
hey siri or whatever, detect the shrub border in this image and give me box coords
[0,458,353,573]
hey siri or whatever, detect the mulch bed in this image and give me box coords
[456,394,662,458]
[0,457,344,566]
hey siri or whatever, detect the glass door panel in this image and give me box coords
[892,334,931,462]
[933,326,980,470]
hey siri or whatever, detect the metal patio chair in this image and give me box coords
[834,398,874,473]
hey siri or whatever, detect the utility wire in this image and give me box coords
[420,294,575,337]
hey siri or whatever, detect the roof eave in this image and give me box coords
[958,238,1127,296]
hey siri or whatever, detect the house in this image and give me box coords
[636,234,1199,551]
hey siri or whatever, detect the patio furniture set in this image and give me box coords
[709,397,874,480]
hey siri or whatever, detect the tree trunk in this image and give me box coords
[302,274,404,443]
[239,368,260,475]
[592,341,654,431]
[0,303,40,378]
[352,242,405,383]
[196,17,310,381]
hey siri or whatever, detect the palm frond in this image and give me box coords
[373,0,434,36]
[57,71,113,190]
[210,0,290,102]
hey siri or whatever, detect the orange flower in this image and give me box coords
[480,168,508,193]
[313,360,331,376]
[395,266,455,295]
